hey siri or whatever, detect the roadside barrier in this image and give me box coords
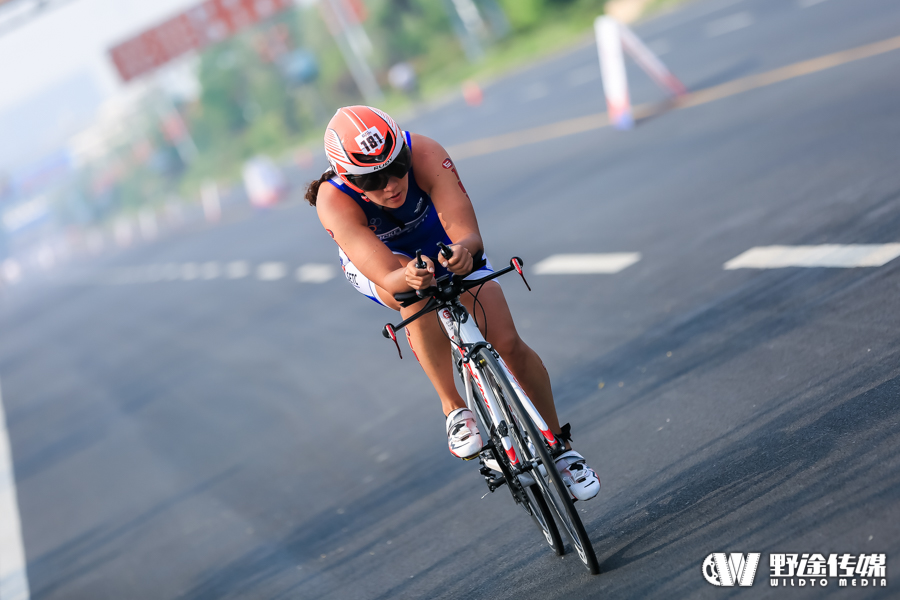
[594,15,686,129]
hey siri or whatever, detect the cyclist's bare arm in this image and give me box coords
[316,184,420,295]
[410,134,482,275]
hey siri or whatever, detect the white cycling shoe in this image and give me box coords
[554,450,601,501]
[484,449,600,501]
[447,408,483,460]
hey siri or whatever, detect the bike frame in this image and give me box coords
[436,300,560,467]
[382,257,561,468]
[382,255,600,573]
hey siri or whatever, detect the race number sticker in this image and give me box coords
[355,127,385,155]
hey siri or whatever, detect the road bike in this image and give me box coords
[381,244,600,574]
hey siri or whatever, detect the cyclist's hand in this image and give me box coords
[405,255,435,290]
[440,244,473,275]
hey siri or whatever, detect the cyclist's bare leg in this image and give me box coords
[402,302,469,416]
[369,263,558,427]
[371,264,467,417]
[459,281,563,436]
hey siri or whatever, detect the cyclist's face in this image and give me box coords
[361,173,409,208]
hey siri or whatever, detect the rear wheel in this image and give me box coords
[479,349,600,574]
[523,482,563,555]
[481,423,564,556]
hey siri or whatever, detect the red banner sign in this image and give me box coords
[109,0,294,82]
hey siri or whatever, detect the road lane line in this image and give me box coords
[257,262,287,281]
[724,244,900,269]
[181,263,199,281]
[163,263,180,280]
[226,261,250,279]
[146,264,163,282]
[296,264,337,283]
[533,253,641,274]
[0,377,30,600]
[449,113,609,159]
[201,262,220,280]
[448,34,900,160]
[705,12,755,37]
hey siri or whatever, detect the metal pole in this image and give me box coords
[321,0,382,103]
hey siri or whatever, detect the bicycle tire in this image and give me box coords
[523,482,563,556]
[458,350,563,555]
[482,403,564,556]
[476,378,565,556]
[478,348,601,574]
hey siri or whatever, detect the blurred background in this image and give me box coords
[3,0,900,598]
[0,0,614,278]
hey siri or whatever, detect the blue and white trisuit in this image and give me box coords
[328,131,493,307]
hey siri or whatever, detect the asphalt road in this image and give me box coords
[2,0,900,597]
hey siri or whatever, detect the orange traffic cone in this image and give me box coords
[462,80,483,106]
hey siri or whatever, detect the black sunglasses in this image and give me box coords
[346,142,412,191]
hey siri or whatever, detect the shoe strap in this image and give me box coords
[446,408,473,434]
[555,449,585,466]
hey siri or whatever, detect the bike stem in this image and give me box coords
[381,256,530,358]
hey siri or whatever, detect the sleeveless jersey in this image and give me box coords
[326,131,451,264]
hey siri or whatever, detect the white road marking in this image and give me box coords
[226,261,250,279]
[798,0,827,6]
[705,12,755,37]
[127,268,144,284]
[566,65,600,87]
[533,253,641,274]
[163,263,181,281]
[146,265,163,282]
[181,263,199,281]
[257,262,287,281]
[201,262,220,280]
[92,261,341,284]
[521,82,549,102]
[724,244,900,269]
[297,264,337,283]
[0,377,30,600]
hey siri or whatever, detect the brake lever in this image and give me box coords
[382,324,402,359]
[511,257,531,291]
[414,250,429,299]
[437,241,453,260]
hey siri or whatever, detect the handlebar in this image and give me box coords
[381,250,531,358]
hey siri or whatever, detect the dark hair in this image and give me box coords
[305,168,336,206]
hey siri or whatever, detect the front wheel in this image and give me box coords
[479,349,600,574]
[465,371,563,556]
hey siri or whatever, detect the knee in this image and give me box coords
[491,330,527,363]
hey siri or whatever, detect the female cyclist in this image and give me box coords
[305,106,599,501]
